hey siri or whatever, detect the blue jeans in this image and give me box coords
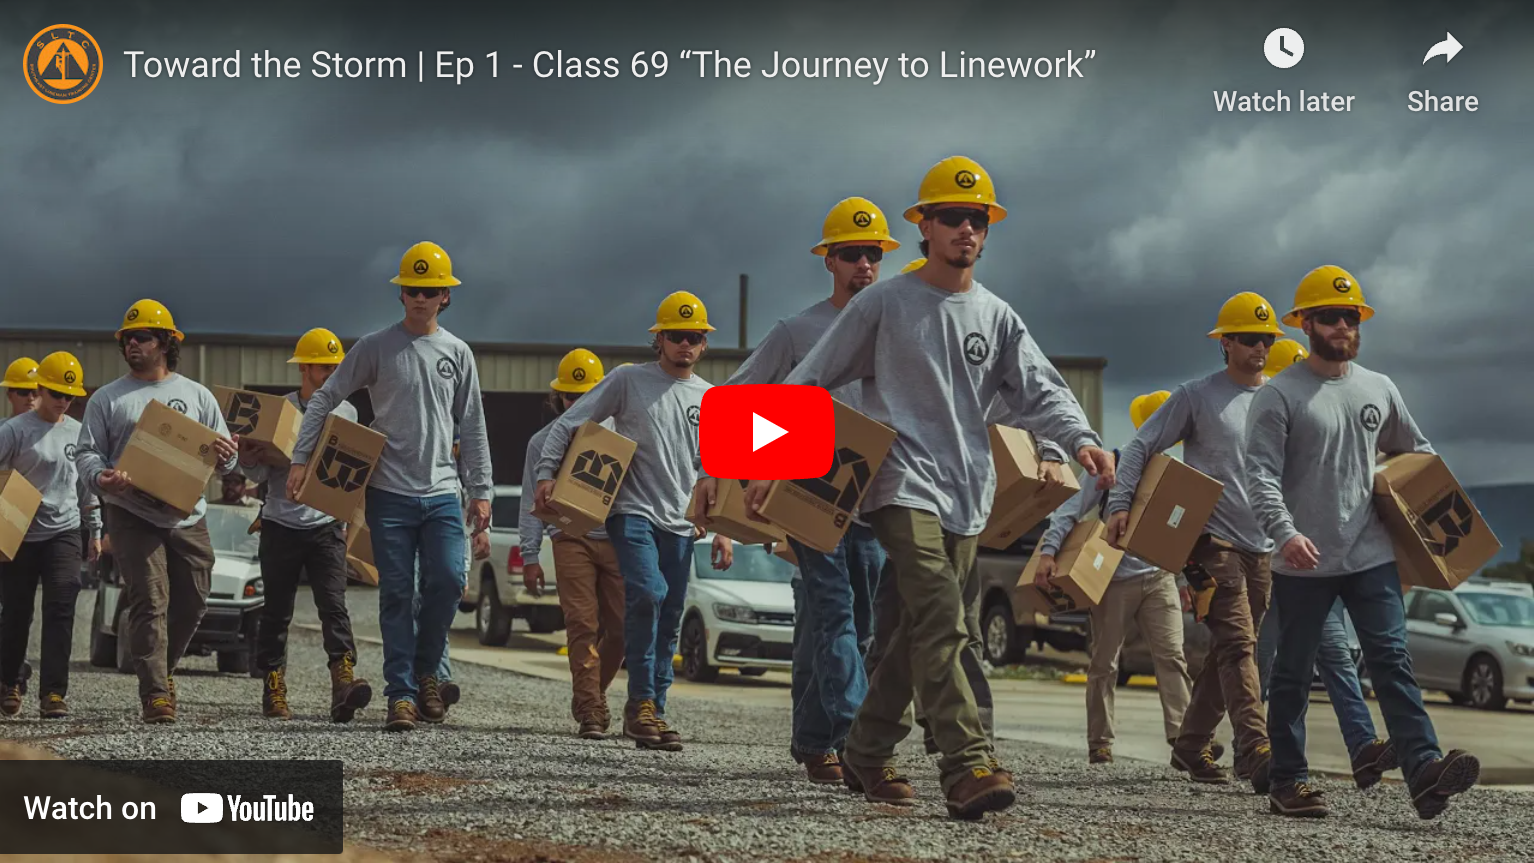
[789,523,884,756]
[366,489,467,704]
[1259,597,1376,757]
[1269,563,1440,787]
[606,514,693,713]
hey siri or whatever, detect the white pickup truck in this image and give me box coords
[461,484,565,644]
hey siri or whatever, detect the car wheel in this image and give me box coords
[1465,655,1507,711]
[115,604,134,674]
[679,616,718,682]
[1447,691,1472,707]
[88,593,117,668]
[476,577,512,646]
[526,606,562,634]
[982,600,1025,666]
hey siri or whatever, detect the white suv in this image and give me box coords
[678,536,795,682]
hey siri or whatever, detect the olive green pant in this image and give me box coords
[846,507,987,791]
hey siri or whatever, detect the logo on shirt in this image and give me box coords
[314,435,374,492]
[1359,404,1382,432]
[64,443,76,460]
[571,450,624,504]
[962,333,990,366]
[224,392,263,437]
[851,210,873,228]
[436,357,457,380]
[686,405,701,426]
[954,170,977,189]
[1412,490,1476,556]
[167,398,189,414]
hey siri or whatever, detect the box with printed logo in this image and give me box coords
[213,386,302,461]
[114,398,224,517]
[0,470,42,562]
[536,421,637,538]
[755,399,897,554]
[979,425,1081,550]
[688,478,786,546]
[1374,453,1500,590]
[1118,454,1224,572]
[345,520,379,586]
[295,414,386,523]
[1017,519,1122,613]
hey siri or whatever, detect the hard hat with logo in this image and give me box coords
[116,299,185,341]
[1284,265,1374,327]
[900,258,927,274]
[3,357,39,390]
[904,156,1008,224]
[812,197,901,256]
[37,352,86,398]
[289,328,346,365]
[1264,338,1310,377]
[1208,291,1285,338]
[390,241,462,288]
[650,291,715,332]
[1130,390,1172,430]
[551,348,604,393]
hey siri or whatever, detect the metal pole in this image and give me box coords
[738,273,749,349]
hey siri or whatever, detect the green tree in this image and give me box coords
[1481,538,1534,585]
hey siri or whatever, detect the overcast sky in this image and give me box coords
[6,0,1530,485]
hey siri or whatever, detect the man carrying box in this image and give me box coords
[757,156,1111,820]
[535,293,732,752]
[75,299,239,724]
[1246,266,1479,820]
[286,242,492,733]
[240,328,371,724]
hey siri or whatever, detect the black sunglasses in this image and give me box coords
[663,331,705,346]
[120,330,159,346]
[403,286,446,299]
[1309,308,1361,328]
[929,207,989,231]
[1230,333,1277,348]
[42,388,75,401]
[832,246,883,264]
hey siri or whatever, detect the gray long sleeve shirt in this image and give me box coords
[75,374,236,529]
[783,273,1101,536]
[1106,371,1273,554]
[1040,471,1159,581]
[0,412,101,542]
[536,363,709,537]
[985,395,1069,464]
[240,392,358,530]
[292,323,493,501]
[1245,362,1433,577]
[520,419,613,565]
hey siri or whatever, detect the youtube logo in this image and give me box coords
[700,385,833,480]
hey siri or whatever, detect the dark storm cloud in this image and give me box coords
[4,0,1531,482]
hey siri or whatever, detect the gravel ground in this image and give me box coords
[2,588,1529,862]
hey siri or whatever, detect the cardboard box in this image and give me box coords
[213,386,302,461]
[755,399,897,554]
[1118,454,1225,572]
[979,425,1081,550]
[774,540,798,567]
[535,421,638,538]
[345,521,378,586]
[0,471,43,562]
[1017,520,1122,613]
[114,399,223,517]
[688,479,785,545]
[295,414,387,523]
[1374,453,1501,590]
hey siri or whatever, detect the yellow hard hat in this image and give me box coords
[3,357,39,390]
[36,352,86,398]
[1264,338,1310,377]
[390,241,462,288]
[289,328,346,365]
[900,258,927,274]
[1208,292,1285,338]
[551,348,604,393]
[1130,390,1171,430]
[115,299,185,341]
[1284,265,1374,327]
[650,291,715,332]
[904,156,1008,224]
[812,197,901,256]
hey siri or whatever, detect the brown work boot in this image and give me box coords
[844,763,916,806]
[1171,738,1225,770]
[1089,746,1113,764]
[987,754,1013,784]
[1409,750,1480,820]
[40,693,68,719]
[1238,744,1273,795]
[416,676,446,724]
[0,685,21,717]
[1351,739,1399,790]
[439,680,460,712]
[1269,781,1329,818]
[805,752,844,785]
[1171,748,1230,784]
[578,719,606,739]
[385,699,418,732]
[653,716,684,752]
[329,654,372,723]
[945,766,1016,821]
[262,669,293,720]
[623,699,663,747]
[141,695,176,724]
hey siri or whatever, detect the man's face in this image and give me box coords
[825,243,882,293]
[1303,306,1362,361]
[121,330,165,372]
[920,204,988,269]
[222,475,248,502]
[401,287,449,320]
[301,363,336,390]
[659,330,706,367]
[1221,332,1273,375]
[6,388,37,415]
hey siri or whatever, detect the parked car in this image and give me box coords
[89,503,266,677]
[679,535,795,682]
[466,484,566,644]
[974,523,1093,666]
[1404,580,1534,710]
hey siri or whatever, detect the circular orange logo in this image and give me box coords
[25,25,102,104]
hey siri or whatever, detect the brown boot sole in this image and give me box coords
[946,785,1015,820]
[385,716,417,732]
[263,710,293,720]
[578,727,606,740]
[1269,795,1329,818]
[807,770,844,786]
[1412,752,1480,820]
[41,708,68,719]
[332,682,374,723]
[142,713,177,724]
[0,705,21,717]
[1352,742,1400,790]
[624,728,663,746]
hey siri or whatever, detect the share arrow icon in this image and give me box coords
[1423,32,1463,65]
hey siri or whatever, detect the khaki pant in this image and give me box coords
[552,534,625,725]
[847,507,986,792]
[105,505,214,702]
[1174,543,1272,758]
[1086,571,1191,747]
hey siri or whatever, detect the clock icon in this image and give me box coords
[1264,28,1304,69]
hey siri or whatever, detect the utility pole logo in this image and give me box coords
[25,25,102,104]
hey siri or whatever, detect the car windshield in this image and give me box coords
[693,542,795,584]
[491,494,521,530]
[1458,592,1534,628]
[204,504,260,559]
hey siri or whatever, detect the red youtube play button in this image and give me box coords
[700,385,833,480]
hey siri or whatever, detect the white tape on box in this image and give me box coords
[1167,505,1186,529]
